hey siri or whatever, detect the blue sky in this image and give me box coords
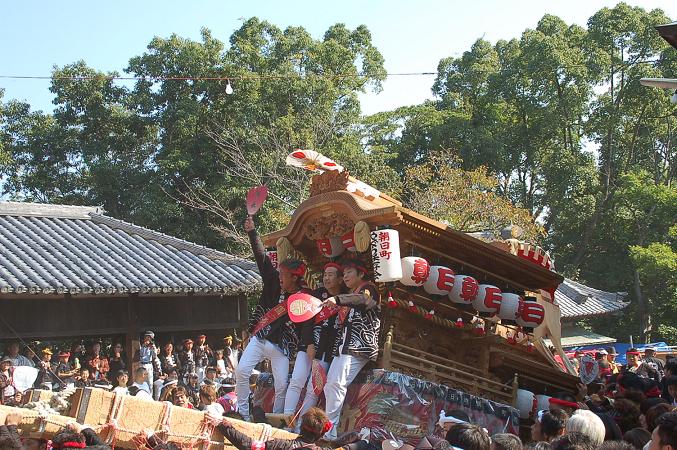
[1,0,675,116]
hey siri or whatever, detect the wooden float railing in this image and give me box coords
[381,326,518,405]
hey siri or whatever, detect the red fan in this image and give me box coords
[246,185,268,216]
[311,360,327,396]
[287,292,323,323]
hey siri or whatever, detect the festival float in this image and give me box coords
[253,150,581,441]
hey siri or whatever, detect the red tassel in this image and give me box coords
[408,301,417,313]
[424,309,434,320]
[527,341,535,352]
[507,334,517,345]
[473,322,486,336]
[455,317,464,328]
[387,292,398,309]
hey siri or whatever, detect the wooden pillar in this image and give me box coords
[125,295,140,382]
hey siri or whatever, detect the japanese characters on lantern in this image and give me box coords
[400,257,430,287]
[266,250,278,270]
[448,274,479,305]
[472,284,502,315]
[516,297,545,329]
[370,229,402,282]
[316,237,345,258]
[498,293,522,321]
[424,266,456,295]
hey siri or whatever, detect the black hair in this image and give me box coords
[524,443,552,450]
[664,360,677,374]
[550,433,595,450]
[490,433,521,450]
[655,412,677,449]
[540,409,569,440]
[622,428,652,450]
[665,375,677,387]
[598,441,635,450]
[640,397,669,415]
[445,423,491,450]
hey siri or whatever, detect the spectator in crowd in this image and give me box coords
[524,443,553,450]
[566,410,606,447]
[217,379,238,415]
[200,385,224,416]
[2,343,34,368]
[643,349,665,382]
[185,373,200,407]
[195,335,213,383]
[598,442,635,450]
[54,421,111,450]
[646,404,674,434]
[641,399,670,429]
[75,368,92,388]
[648,411,677,450]
[214,349,228,379]
[36,348,55,390]
[179,339,196,384]
[532,409,569,443]
[550,432,596,450]
[202,367,219,387]
[490,433,521,450]
[613,399,642,433]
[626,349,657,380]
[55,351,77,388]
[607,347,621,374]
[137,332,161,385]
[665,377,677,406]
[623,428,652,449]
[0,410,23,450]
[159,369,179,401]
[445,423,491,450]
[0,357,15,406]
[172,386,193,409]
[160,342,180,375]
[108,343,126,376]
[663,361,677,403]
[111,370,129,395]
[131,367,152,399]
[86,342,109,381]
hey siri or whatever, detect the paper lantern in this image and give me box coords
[448,275,479,305]
[536,395,551,412]
[498,293,522,321]
[317,237,345,258]
[400,257,430,287]
[515,389,537,419]
[423,266,455,295]
[516,298,545,329]
[266,250,279,270]
[472,284,502,315]
[370,229,402,282]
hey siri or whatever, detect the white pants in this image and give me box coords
[292,359,330,432]
[323,354,368,439]
[141,363,154,384]
[284,351,312,415]
[235,336,290,420]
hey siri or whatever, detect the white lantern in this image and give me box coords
[316,237,345,258]
[400,257,430,287]
[515,389,536,419]
[341,230,358,252]
[472,284,502,315]
[370,229,402,282]
[498,293,523,321]
[516,298,545,329]
[266,250,279,270]
[536,395,551,413]
[424,266,455,295]
[448,274,479,305]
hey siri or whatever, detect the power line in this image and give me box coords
[0,72,438,82]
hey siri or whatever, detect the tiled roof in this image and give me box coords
[556,278,629,319]
[0,202,261,296]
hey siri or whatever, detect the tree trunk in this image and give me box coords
[633,269,651,343]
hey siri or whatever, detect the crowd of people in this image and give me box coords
[2,216,676,450]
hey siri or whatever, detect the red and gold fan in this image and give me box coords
[285,149,344,172]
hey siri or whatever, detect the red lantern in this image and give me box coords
[400,257,430,287]
[472,284,502,315]
[423,266,455,295]
[317,237,345,258]
[341,230,357,252]
[455,317,464,328]
[387,292,398,309]
[473,321,486,336]
[448,275,479,305]
[424,309,435,320]
[516,299,545,329]
[498,293,523,321]
[408,301,417,313]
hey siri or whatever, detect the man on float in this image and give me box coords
[237,216,311,421]
[284,262,346,424]
[319,258,380,440]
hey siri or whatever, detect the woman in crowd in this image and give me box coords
[108,343,126,376]
[200,385,224,416]
[532,409,569,443]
